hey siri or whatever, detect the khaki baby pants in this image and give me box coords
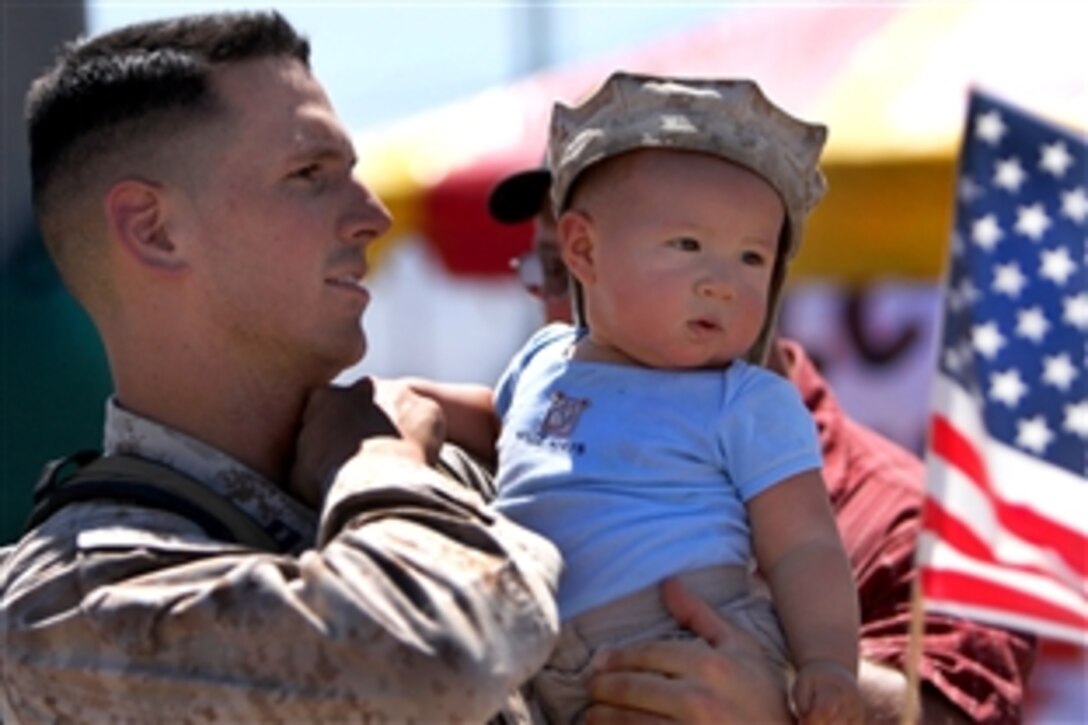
[530,565,791,724]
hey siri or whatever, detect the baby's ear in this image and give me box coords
[557,209,597,285]
[104,178,186,270]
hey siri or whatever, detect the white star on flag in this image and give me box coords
[1065,401,1088,438]
[1040,247,1077,285]
[971,214,1003,250]
[993,157,1027,192]
[1015,306,1049,342]
[992,262,1027,297]
[1015,415,1054,454]
[1014,203,1051,240]
[1040,140,1074,177]
[1061,187,1088,224]
[971,321,1006,359]
[958,277,980,306]
[975,109,1007,145]
[1042,353,1078,391]
[990,368,1028,407]
[958,176,984,203]
[1062,293,1088,329]
[943,346,965,373]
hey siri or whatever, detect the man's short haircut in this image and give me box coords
[27,10,310,212]
[25,11,311,309]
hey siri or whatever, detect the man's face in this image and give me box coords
[176,57,390,381]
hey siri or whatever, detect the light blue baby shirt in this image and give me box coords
[493,324,822,620]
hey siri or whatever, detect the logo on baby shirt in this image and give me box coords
[539,391,589,437]
[517,391,589,455]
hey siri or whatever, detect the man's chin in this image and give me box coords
[327,335,368,384]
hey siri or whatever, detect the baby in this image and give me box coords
[414,72,862,724]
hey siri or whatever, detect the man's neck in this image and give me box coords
[111,355,317,487]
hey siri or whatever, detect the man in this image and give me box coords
[0,12,559,722]
[490,167,1036,724]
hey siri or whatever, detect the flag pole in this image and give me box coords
[900,574,926,725]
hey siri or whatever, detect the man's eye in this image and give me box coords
[669,237,701,252]
[292,164,321,181]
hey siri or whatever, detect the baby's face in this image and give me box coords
[570,149,784,369]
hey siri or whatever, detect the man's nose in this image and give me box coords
[341,176,393,244]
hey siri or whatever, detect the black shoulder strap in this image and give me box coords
[25,450,280,552]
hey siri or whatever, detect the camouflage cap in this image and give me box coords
[547,71,828,261]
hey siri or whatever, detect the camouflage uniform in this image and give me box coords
[0,399,561,722]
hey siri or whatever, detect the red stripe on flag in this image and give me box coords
[922,498,990,561]
[930,415,991,492]
[929,415,1087,578]
[921,568,1086,631]
[922,498,1082,589]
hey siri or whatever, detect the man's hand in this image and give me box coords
[371,377,446,464]
[289,377,445,506]
[584,578,791,724]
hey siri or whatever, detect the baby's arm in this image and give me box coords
[748,469,862,725]
[401,378,499,468]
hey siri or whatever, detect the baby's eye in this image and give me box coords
[668,237,701,252]
[742,250,767,266]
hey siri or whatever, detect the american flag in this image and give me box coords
[919,89,1087,646]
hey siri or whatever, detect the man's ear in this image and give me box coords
[557,209,597,286]
[103,179,186,270]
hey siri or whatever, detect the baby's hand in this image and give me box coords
[792,659,863,725]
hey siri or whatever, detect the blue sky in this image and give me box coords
[89,2,732,135]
